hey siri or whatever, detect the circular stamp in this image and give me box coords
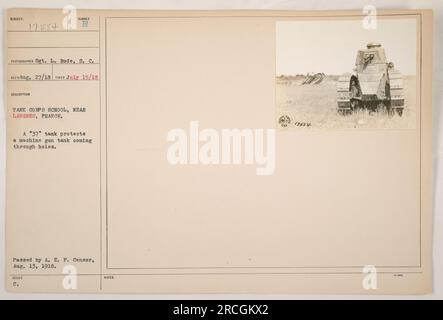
[278,115,291,127]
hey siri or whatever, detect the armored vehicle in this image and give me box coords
[336,43,404,116]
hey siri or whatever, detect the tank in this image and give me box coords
[336,43,404,116]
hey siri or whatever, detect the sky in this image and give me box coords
[276,18,417,76]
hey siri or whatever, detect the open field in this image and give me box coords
[276,75,417,129]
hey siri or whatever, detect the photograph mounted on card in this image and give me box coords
[276,17,419,130]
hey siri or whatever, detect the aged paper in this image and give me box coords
[5,8,433,294]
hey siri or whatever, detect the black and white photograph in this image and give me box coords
[276,18,418,129]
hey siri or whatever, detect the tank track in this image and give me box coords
[336,74,352,114]
[388,69,405,116]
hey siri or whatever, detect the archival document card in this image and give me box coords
[5,9,433,294]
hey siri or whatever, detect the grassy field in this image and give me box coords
[276,75,417,129]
